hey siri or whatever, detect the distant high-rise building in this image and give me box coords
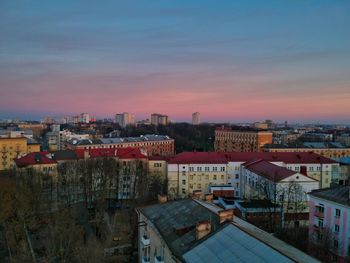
[192,112,200,125]
[115,112,135,127]
[72,115,80,124]
[151,113,169,126]
[80,113,90,123]
[61,115,71,124]
[43,116,55,125]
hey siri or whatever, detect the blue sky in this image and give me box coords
[0,0,349,123]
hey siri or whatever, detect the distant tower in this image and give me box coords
[192,112,200,125]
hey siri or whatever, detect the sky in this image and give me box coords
[0,0,349,123]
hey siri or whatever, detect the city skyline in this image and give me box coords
[0,1,349,123]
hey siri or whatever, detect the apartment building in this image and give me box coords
[214,127,273,152]
[241,159,319,225]
[264,142,350,159]
[168,152,229,198]
[167,152,339,198]
[115,112,135,127]
[308,186,350,262]
[136,199,319,263]
[66,134,174,157]
[0,136,40,170]
[192,112,200,125]
[151,113,168,126]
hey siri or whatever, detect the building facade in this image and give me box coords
[192,112,200,125]
[167,152,339,199]
[214,127,273,152]
[151,113,168,126]
[115,112,135,127]
[264,144,350,159]
[66,135,174,157]
[0,136,40,170]
[308,186,350,262]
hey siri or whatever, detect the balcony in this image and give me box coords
[142,256,150,263]
[154,256,164,263]
[314,211,324,218]
[141,235,150,247]
[313,224,324,230]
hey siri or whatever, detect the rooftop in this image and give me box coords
[14,147,147,167]
[265,142,347,149]
[70,134,173,145]
[182,223,294,263]
[243,159,297,182]
[138,199,221,259]
[309,186,350,207]
[168,151,337,165]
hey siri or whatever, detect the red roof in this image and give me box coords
[168,151,336,165]
[243,160,296,182]
[168,152,228,164]
[14,152,57,167]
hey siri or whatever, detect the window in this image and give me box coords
[309,166,314,172]
[182,171,186,176]
[235,174,239,179]
[220,167,225,172]
[182,180,186,185]
[315,205,324,214]
[334,239,339,249]
[213,167,218,172]
[236,183,239,188]
[335,208,341,217]
[197,167,202,172]
[205,167,209,172]
[213,175,217,180]
[189,167,194,172]
[205,174,209,180]
[335,224,339,233]
[318,219,324,228]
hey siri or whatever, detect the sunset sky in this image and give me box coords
[0,1,349,123]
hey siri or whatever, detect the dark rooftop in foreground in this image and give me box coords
[309,186,350,207]
[138,199,221,259]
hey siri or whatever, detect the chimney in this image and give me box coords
[84,150,90,159]
[205,194,213,202]
[300,166,307,176]
[196,221,211,240]
[218,209,234,224]
[158,194,168,204]
[192,190,202,200]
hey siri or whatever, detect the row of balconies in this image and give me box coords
[141,234,164,263]
[142,256,164,263]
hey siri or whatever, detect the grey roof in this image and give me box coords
[27,138,39,144]
[138,199,221,259]
[73,139,103,145]
[309,186,350,207]
[49,150,78,161]
[183,224,294,263]
[71,134,173,146]
[332,157,350,164]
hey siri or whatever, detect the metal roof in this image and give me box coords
[183,224,293,263]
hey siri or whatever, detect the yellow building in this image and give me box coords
[148,157,168,179]
[167,152,229,198]
[0,137,40,170]
[264,145,350,159]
